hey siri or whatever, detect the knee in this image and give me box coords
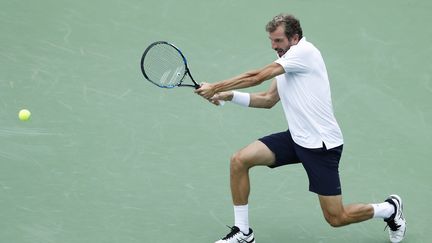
[324,213,347,228]
[230,151,251,172]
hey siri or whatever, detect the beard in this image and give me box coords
[275,47,289,57]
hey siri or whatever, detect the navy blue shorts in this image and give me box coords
[258,130,343,196]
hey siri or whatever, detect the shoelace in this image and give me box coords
[384,218,401,231]
[222,225,240,240]
[236,239,249,243]
[383,198,402,232]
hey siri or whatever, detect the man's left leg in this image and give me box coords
[318,195,374,227]
[318,194,407,243]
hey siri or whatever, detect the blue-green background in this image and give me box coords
[1,0,431,242]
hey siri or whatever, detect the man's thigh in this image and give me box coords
[235,140,277,167]
[258,130,300,168]
[318,195,345,220]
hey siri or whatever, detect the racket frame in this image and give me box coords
[140,41,200,89]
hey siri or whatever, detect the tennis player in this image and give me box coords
[195,14,406,243]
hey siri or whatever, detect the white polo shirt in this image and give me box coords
[274,37,343,149]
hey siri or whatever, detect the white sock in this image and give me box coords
[371,202,395,219]
[234,204,249,234]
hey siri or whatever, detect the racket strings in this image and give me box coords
[143,43,186,87]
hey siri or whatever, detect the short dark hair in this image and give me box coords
[265,14,303,40]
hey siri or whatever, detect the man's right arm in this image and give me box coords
[211,79,280,109]
[249,79,280,108]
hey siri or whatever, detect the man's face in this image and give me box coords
[269,25,298,57]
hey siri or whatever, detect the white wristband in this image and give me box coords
[231,91,250,107]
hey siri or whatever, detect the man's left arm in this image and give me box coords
[195,62,285,100]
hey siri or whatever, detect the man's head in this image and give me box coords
[266,14,303,57]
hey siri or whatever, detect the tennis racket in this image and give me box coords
[140,41,224,105]
[140,41,200,89]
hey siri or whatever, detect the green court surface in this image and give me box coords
[1,0,431,242]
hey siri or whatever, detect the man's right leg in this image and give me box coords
[215,140,276,243]
[230,140,276,205]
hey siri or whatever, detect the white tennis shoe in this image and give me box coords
[384,194,406,242]
[215,226,255,243]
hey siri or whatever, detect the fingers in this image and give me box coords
[209,99,224,106]
[194,82,215,99]
[211,91,232,102]
[206,94,224,106]
[194,83,225,107]
[211,93,221,101]
[193,83,203,95]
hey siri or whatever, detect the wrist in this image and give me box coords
[231,91,250,107]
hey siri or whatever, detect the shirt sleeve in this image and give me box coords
[274,46,308,73]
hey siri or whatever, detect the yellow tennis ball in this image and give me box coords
[18,109,31,121]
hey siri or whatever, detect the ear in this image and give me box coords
[287,34,300,45]
[292,34,300,44]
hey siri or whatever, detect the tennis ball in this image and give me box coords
[18,109,31,121]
